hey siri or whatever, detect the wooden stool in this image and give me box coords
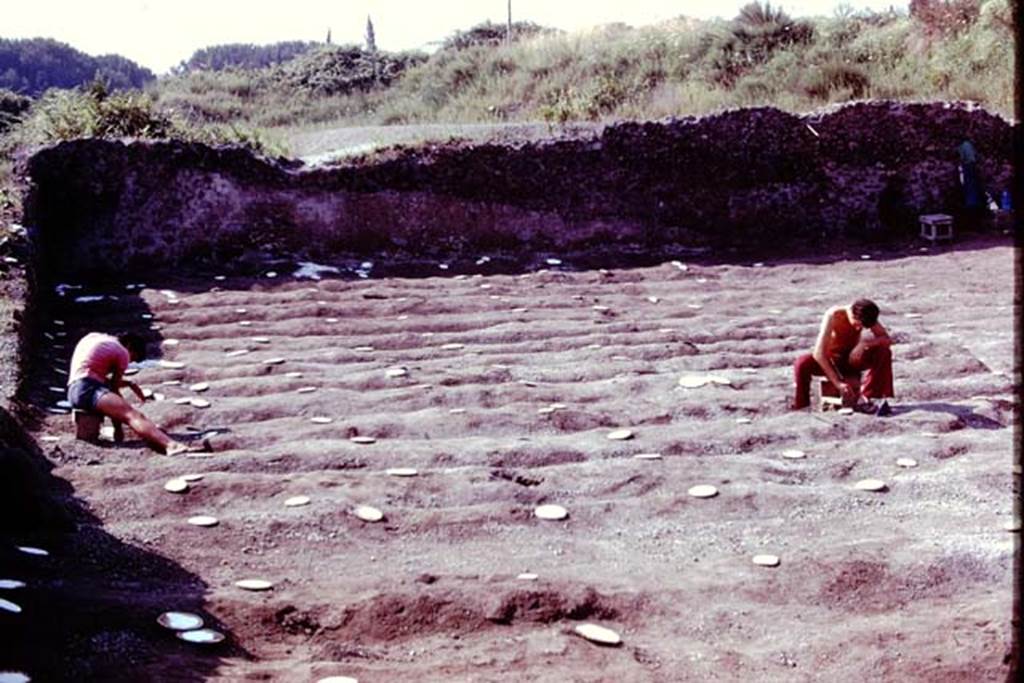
[919,213,954,243]
[819,376,861,411]
[72,409,102,441]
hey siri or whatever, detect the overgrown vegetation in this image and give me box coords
[174,41,320,73]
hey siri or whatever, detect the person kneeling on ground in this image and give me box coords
[792,299,894,414]
[67,331,206,455]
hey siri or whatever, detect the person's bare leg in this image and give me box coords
[94,392,188,454]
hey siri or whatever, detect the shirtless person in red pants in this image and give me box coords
[792,299,894,414]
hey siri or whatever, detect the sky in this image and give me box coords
[5,1,909,75]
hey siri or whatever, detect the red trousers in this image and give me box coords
[792,345,894,409]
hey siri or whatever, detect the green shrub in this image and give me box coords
[803,61,871,100]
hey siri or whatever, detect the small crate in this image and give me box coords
[72,409,102,441]
[819,376,861,411]
[919,213,954,243]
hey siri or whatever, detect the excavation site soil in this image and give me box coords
[17,234,1018,680]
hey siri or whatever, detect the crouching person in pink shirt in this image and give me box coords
[67,331,205,455]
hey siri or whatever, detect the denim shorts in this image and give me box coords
[67,377,112,412]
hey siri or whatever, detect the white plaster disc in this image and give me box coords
[225,349,249,357]
[235,308,247,314]
[163,339,180,347]
[316,677,359,683]
[350,436,376,444]
[158,360,186,369]
[440,343,465,350]
[189,382,209,392]
[854,478,887,492]
[905,313,923,319]
[0,580,26,589]
[310,416,333,424]
[176,628,225,644]
[534,504,569,520]
[448,408,467,414]
[353,346,375,352]
[40,436,61,443]
[251,336,271,343]
[385,368,408,378]
[164,478,189,493]
[516,573,539,581]
[181,474,204,482]
[353,505,384,522]
[538,407,556,415]
[190,398,211,409]
[837,407,855,415]
[238,321,252,327]
[157,611,204,630]
[752,554,780,567]
[263,357,286,365]
[284,371,303,378]
[284,495,311,507]
[550,403,567,410]
[678,375,709,388]
[606,429,634,441]
[735,417,752,424]
[646,296,660,303]
[781,449,806,460]
[687,484,718,498]
[296,386,317,394]
[234,579,273,591]
[187,516,219,527]
[896,458,918,468]
[545,258,562,265]
[591,305,609,312]
[0,598,22,614]
[574,623,621,646]
[214,275,226,281]
[707,375,731,385]
[386,468,418,477]
[15,546,48,556]
[632,453,662,460]
[173,397,192,405]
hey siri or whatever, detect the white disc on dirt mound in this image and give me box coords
[0,580,26,589]
[251,336,270,343]
[190,398,211,409]
[896,458,918,468]
[177,628,225,644]
[173,397,192,405]
[310,416,333,424]
[735,417,753,424]
[688,484,718,499]
[550,403,567,410]
[517,573,539,581]
[385,368,408,378]
[448,408,467,414]
[591,305,610,312]
[316,677,358,683]
[189,382,209,392]
[352,346,374,352]
[164,478,189,493]
[678,375,709,388]
[163,339,180,347]
[187,515,218,527]
[707,375,731,385]
[326,317,340,323]
[538,407,556,415]
[607,429,634,441]
[633,453,662,460]
[0,598,21,614]
[534,504,569,520]
[284,371,303,378]
[574,623,621,646]
[752,554,780,567]
[781,449,806,460]
[353,505,384,522]
[181,474,204,482]
[157,611,204,630]
[440,343,465,351]
[264,357,286,365]
[854,478,887,492]
[545,258,562,266]
[350,436,376,444]
[904,313,923,319]
[284,495,311,507]
[158,360,186,369]
[386,468,418,477]
[837,407,855,415]
[296,386,317,394]
[0,671,30,682]
[40,436,61,443]
[225,349,249,357]
[15,546,47,556]
[235,579,273,591]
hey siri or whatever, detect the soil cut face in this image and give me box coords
[21,236,1018,680]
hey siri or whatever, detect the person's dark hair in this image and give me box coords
[851,299,879,327]
[117,332,146,360]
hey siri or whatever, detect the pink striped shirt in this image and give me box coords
[68,333,129,385]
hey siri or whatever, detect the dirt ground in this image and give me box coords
[11,235,1019,681]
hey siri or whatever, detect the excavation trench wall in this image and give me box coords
[23,101,1014,280]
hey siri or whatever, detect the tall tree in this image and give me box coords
[326,28,332,44]
[365,15,377,52]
